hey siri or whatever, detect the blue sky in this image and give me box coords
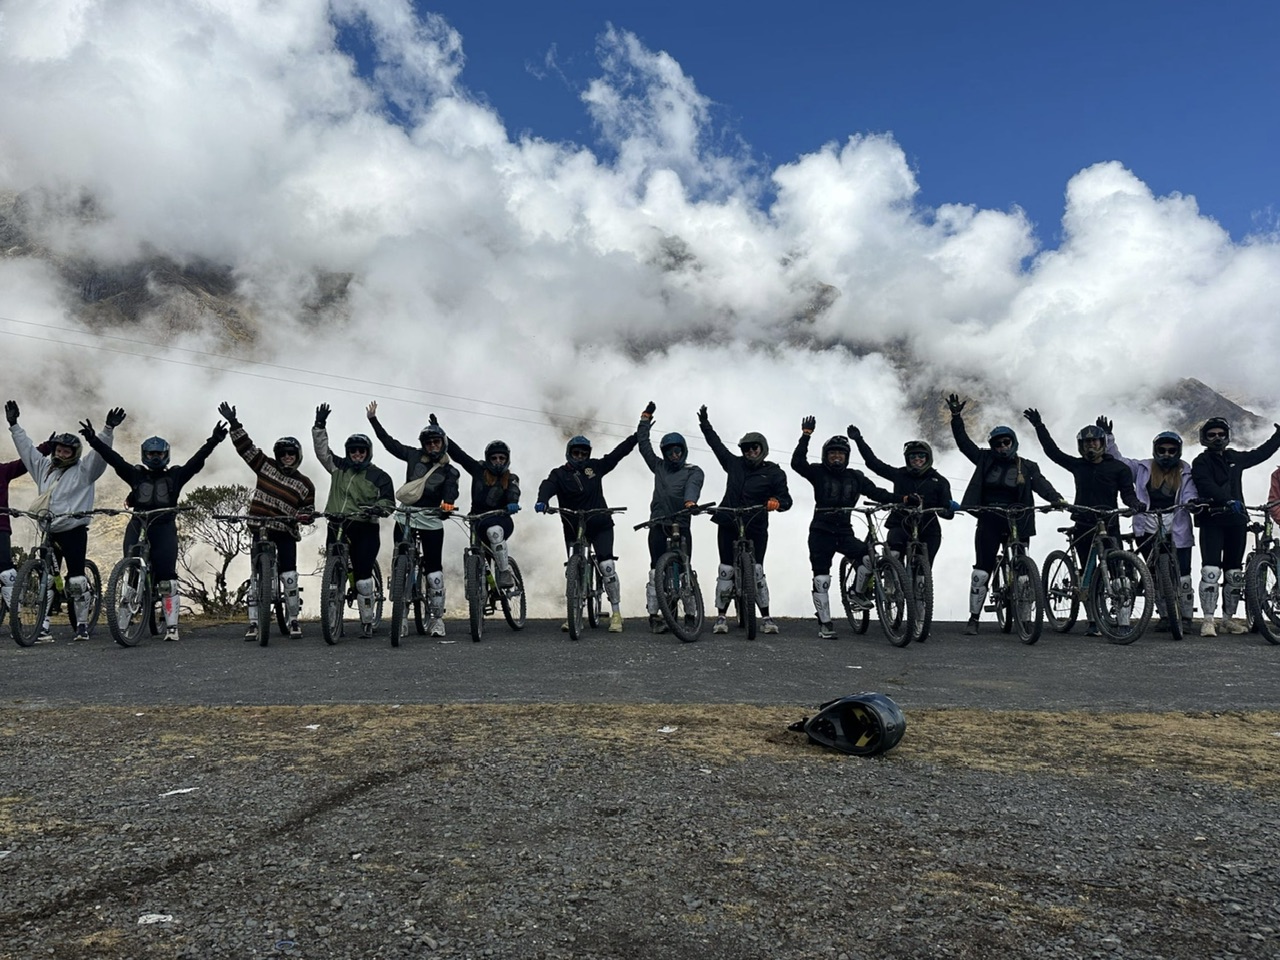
[410,1,1279,244]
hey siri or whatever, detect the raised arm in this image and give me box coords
[947,394,981,464]
[848,425,898,481]
[636,402,659,472]
[312,403,336,474]
[1024,409,1076,471]
[697,406,735,471]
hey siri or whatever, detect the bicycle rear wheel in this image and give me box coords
[1246,550,1280,645]
[839,555,869,635]
[735,544,757,640]
[1011,554,1045,644]
[106,557,151,647]
[11,556,51,647]
[1041,550,1080,633]
[320,553,346,645]
[906,550,933,643]
[389,551,412,647]
[466,551,486,642]
[1088,550,1152,644]
[1154,552,1184,641]
[566,554,586,641]
[874,553,913,647]
[500,557,527,630]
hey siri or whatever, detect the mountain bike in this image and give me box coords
[545,506,625,641]
[831,505,913,647]
[1040,506,1152,644]
[897,504,948,643]
[634,503,712,643]
[103,507,190,647]
[387,505,437,646]
[1243,503,1280,645]
[454,509,527,643]
[1137,506,1186,641]
[966,505,1049,644]
[711,505,769,640]
[318,512,385,645]
[214,514,296,646]
[9,509,102,646]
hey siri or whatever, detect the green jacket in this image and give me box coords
[312,427,395,522]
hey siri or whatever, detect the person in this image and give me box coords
[1190,416,1280,636]
[536,428,638,633]
[219,402,317,639]
[947,394,1064,635]
[439,415,521,594]
[81,418,227,641]
[5,400,122,640]
[367,403,460,637]
[847,426,955,564]
[1023,409,1143,635]
[698,405,792,635]
[0,436,52,614]
[1102,419,1199,628]
[636,401,705,633]
[312,403,396,638]
[792,417,894,639]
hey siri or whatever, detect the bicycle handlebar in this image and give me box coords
[633,502,716,530]
[544,506,628,518]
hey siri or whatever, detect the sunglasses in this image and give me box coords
[1154,446,1180,457]
[990,437,1013,448]
[1205,431,1227,440]
[569,449,590,459]
[741,443,762,452]
[488,454,509,464]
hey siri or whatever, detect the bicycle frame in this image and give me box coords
[1243,503,1280,644]
[711,505,766,640]
[546,506,625,641]
[634,502,712,643]
[822,505,913,647]
[104,506,190,647]
[8,507,102,647]
[964,505,1050,645]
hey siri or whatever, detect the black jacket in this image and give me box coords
[853,435,954,533]
[1030,422,1140,521]
[952,415,1063,539]
[446,438,521,515]
[86,430,222,522]
[792,433,893,533]
[1191,426,1280,528]
[537,435,638,530]
[700,419,792,526]
[369,417,460,510]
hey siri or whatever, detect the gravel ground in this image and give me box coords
[2,704,1278,960]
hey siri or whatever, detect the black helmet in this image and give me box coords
[1076,424,1107,459]
[738,431,768,463]
[273,436,303,466]
[140,436,171,471]
[344,433,373,459]
[903,440,932,475]
[485,439,510,474]
[1200,417,1230,451]
[419,423,447,462]
[50,433,82,467]
[565,435,592,461]
[1152,431,1182,470]
[792,693,906,757]
[659,432,687,467]
[821,435,850,472]
[987,425,1017,460]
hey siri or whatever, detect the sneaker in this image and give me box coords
[818,621,836,639]
[649,615,668,635]
[761,617,779,635]
[963,616,979,636]
[164,626,179,642]
[1219,618,1248,635]
[74,623,90,641]
[850,594,874,612]
[244,624,258,640]
[360,622,374,639]
[609,612,624,633]
[498,568,514,589]
[289,620,302,639]
[712,616,728,635]
[560,621,569,633]
[1200,619,1217,638]
[36,627,54,643]
[1085,621,1101,637]
[429,618,446,637]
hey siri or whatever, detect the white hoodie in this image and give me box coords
[10,424,113,533]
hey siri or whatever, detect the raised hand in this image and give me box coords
[105,407,127,428]
[4,400,18,426]
[1096,415,1113,434]
[429,413,438,426]
[211,420,229,443]
[1023,408,1042,426]
[697,405,709,425]
[801,415,816,435]
[642,401,656,421]
[945,393,966,416]
[846,424,862,441]
[315,403,330,428]
[217,401,239,427]
[366,401,377,420]
[78,419,95,441]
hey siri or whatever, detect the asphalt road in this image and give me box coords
[3,616,1279,712]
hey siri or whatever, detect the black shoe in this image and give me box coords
[963,616,979,636]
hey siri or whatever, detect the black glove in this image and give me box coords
[429,412,438,426]
[1096,415,1112,434]
[211,421,229,443]
[1023,408,1042,427]
[801,415,816,435]
[697,405,709,425]
[315,403,330,429]
[642,401,656,421]
[4,400,17,426]
[218,402,240,428]
[902,493,923,506]
[945,393,966,416]
[105,407,126,428]
[846,424,862,442]
[78,419,95,442]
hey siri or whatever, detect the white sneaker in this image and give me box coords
[1219,618,1248,635]
[244,624,258,640]
[712,616,728,635]
[288,620,302,638]
[429,618,446,637]
[760,617,779,635]
[817,621,836,639]
[609,612,623,633]
[360,622,374,639]
[1200,619,1217,638]
[164,626,179,642]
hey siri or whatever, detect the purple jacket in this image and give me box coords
[1105,433,1198,548]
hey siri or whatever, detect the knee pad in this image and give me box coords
[0,567,15,605]
[969,568,990,616]
[811,575,832,622]
[356,577,374,598]
[485,525,505,546]
[427,571,445,593]
[599,558,618,582]
[68,576,89,599]
[599,558,620,604]
[282,571,299,595]
[754,563,770,609]
[1199,566,1221,617]
[645,570,658,615]
[715,564,735,609]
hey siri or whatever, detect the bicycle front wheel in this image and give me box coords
[874,553,913,647]
[906,550,933,643]
[1088,550,1152,644]
[1246,550,1280,645]
[500,557,527,631]
[106,557,152,648]
[839,555,869,635]
[11,556,51,647]
[389,551,412,647]
[255,550,274,646]
[79,560,103,631]
[566,554,586,641]
[370,564,385,631]
[1154,551,1184,641]
[735,544,757,640]
[412,565,428,635]
[655,552,702,642]
[992,560,1014,634]
[466,551,486,643]
[586,559,603,629]
[1041,549,1080,634]
[1011,554,1045,645]
[320,553,347,645]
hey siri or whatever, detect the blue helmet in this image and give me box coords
[659,432,686,465]
[565,435,592,461]
[140,436,170,471]
[987,425,1018,460]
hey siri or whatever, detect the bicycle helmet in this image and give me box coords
[903,440,932,476]
[273,436,303,466]
[792,692,906,756]
[485,439,511,475]
[821,435,850,472]
[987,425,1018,460]
[1152,431,1183,470]
[659,432,687,467]
[344,433,373,459]
[419,423,447,462]
[1199,417,1230,451]
[1076,424,1107,461]
[140,436,171,471]
[565,435,592,462]
[49,433,81,468]
[738,431,768,463]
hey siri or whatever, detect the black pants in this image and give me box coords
[51,526,89,580]
[124,518,179,581]
[394,523,445,571]
[886,526,942,564]
[0,531,12,572]
[562,516,615,562]
[250,527,299,573]
[327,521,381,581]
[647,523,694,566]
[718,519,768,566]
[807,526,868,576]
[973,514,1026,573]
[1198,525,1246,569]
[1135,536,1193,577]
